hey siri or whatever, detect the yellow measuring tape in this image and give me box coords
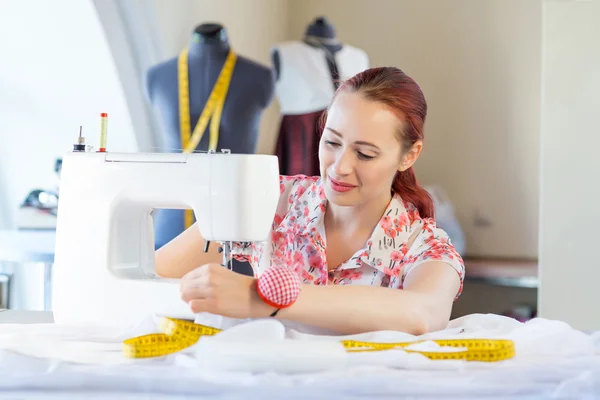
[178,48,237,229]
[123,317,220,359]
[123,317,515,362]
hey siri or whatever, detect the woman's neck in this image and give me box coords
[325,192,392,234]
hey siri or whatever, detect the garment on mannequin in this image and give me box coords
[145,23,276,270]
[271,17,369,176]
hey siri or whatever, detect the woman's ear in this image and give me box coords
[398,141,423,172]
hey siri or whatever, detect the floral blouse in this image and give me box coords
[232,175,465,299]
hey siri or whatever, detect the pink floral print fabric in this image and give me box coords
[232,175,465,298]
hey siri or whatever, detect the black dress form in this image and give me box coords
[145,23,276,275]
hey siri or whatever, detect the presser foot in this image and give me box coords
[202,240,233,269]
[218,241,233,269]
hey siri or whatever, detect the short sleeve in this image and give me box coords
[231,175,313,263]
[400,218,465,298]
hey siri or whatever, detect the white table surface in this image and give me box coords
[0,314,599,399]
[0,229,56,263]
[0,309,54,323]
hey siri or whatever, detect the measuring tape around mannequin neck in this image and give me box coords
[122,317,515,362]
[178,48,237,229]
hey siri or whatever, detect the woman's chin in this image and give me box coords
[324,187,358,206]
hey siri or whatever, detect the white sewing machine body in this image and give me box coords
[52,151,280,327]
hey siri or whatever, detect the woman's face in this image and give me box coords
[318,91,421,207]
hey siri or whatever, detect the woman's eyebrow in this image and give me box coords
[326,127,380,150]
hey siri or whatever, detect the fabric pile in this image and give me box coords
[0,313,598,399]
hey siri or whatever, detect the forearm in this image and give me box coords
[275,284,437,336]
[155,223,222,278]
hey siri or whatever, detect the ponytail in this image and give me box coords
[392,167,434,219]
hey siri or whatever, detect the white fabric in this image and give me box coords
[0,313,599,399]
[273,40,370,115]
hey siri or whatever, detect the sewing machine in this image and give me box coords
[51,151,280,327]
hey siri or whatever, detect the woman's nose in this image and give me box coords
[332,151,354,175]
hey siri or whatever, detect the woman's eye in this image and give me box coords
[358,152,375,160]
[325,140,374,160]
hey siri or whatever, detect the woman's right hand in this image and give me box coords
[179,263,274,319]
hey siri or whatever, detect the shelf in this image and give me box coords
[463,257,538,288]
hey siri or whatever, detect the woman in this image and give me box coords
[156,67,465,336]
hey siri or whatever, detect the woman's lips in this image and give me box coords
[329,177,357,193]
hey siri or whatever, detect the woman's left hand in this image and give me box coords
[179,263,274,318]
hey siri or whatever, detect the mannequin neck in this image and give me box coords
[188,24,230,58]
[303,17,342,53]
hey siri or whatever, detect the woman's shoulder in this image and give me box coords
[279,174,321,198]
[279,174,320,187]
[274,174,325,227]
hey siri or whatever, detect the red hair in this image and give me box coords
[320,67,434,219]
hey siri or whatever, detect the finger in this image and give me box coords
[188,299,216,314]
[181,263,212,281]
[182,263,224,282]
[181,285,214,303]
[179,273,211,293]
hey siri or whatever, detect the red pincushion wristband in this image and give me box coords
[256,265,301,314]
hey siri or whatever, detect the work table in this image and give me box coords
[0,309,54,324]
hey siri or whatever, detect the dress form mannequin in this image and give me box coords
[272,17,342,82]
[270,17,369,176]
[145,23,275,273]
[146,23,275,155]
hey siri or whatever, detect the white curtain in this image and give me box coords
[0,163,9,229]
[90,0,166,152]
